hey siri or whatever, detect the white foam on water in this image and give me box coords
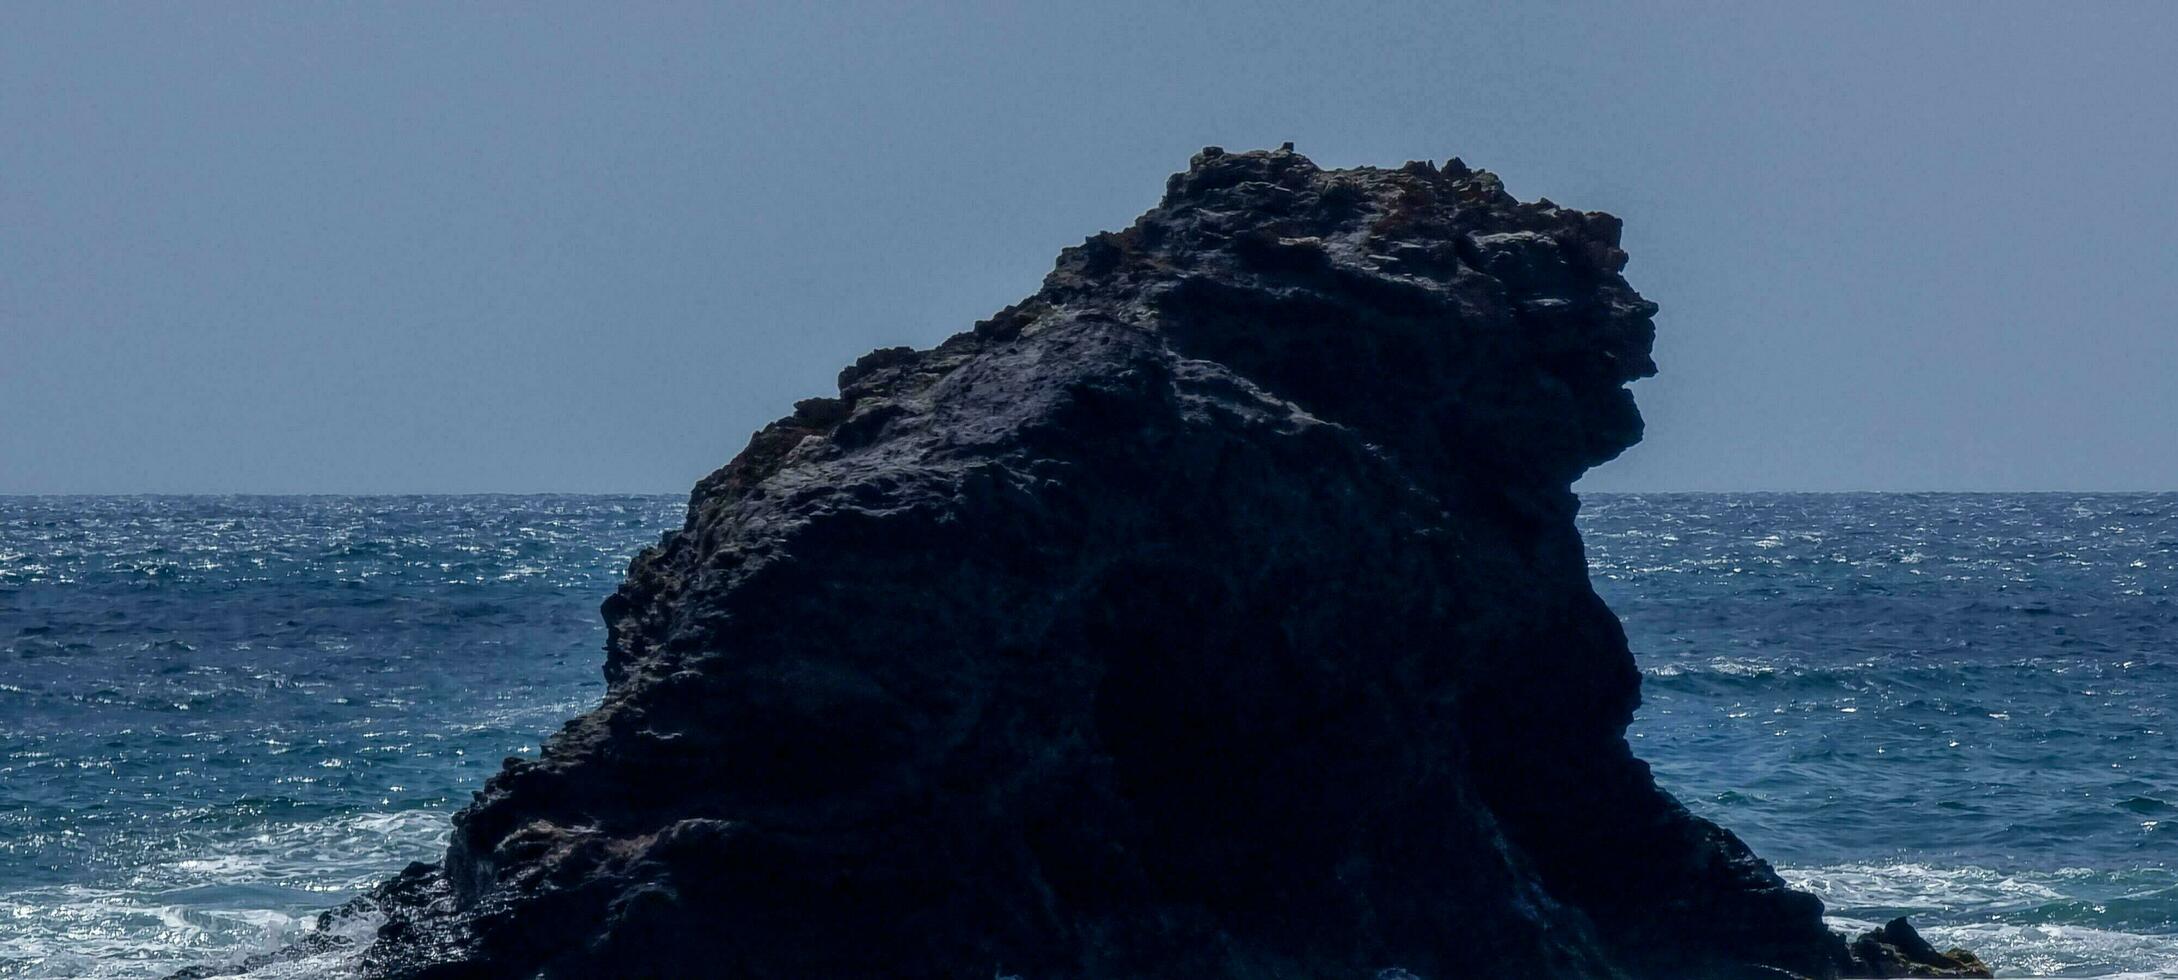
[230,906,383,980]
[1782,862,2178,978]
[1943,922,2178,979]
[0,810,443,979]
[0,886,322,978]
[1784,862,2077,911]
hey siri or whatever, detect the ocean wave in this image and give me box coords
[1941,922,2178,979]
[1783,862,2178,978]
[0,887,321,979]
[0,810,444,979]
[1785,861,2091,911]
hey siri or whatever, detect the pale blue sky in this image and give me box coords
[5,3,2175,492]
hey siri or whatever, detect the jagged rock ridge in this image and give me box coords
[310,147,1985,979]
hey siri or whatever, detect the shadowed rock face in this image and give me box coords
[337,147,1983,979]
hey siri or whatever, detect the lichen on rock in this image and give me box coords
[317,146,1985,979]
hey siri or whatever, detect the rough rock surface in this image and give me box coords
[325,147,1984,979]
[1846,919,1993,978]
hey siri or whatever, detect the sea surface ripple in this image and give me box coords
[0,495,679,978]
[1589,493,2178,978]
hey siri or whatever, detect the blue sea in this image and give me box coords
[1,494,2173,978]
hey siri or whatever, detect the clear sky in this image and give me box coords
[5,3,2175,493]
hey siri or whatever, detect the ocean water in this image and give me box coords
[0,494,2173,977]
[1587,494,2178,979]
[0,496,681,978]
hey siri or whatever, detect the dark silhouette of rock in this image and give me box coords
[305,146,1983,978]
[1846,919,1992,978]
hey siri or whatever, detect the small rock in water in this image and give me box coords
[1846,917,1994,978]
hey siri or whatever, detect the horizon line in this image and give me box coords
[7,488,2178,497]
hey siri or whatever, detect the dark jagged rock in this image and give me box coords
[1846,919,1993,978]
[312,146,1984,978]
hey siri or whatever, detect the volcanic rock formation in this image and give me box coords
[299,147,1984,979]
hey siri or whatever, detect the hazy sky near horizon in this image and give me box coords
[6,3,2177,493]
